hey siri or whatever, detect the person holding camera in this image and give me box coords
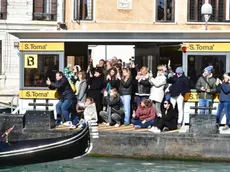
[216,73,230,130]
[195,66,216,114]
[135,67,151,107]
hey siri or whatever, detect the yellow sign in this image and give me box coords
[20,42,64,51]
[184,43,230,52]
[24,54,38,68]
[19,90,58,99]
[184,92,219,102]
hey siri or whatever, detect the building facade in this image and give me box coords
[62,0,230,124]
[0,0,64,94]
[65,0,230,31]
[64,0,230,83]
[7,0,230,123]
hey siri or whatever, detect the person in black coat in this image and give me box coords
[46,71,76,126]
[87,68,105,120]
[149,100,178,132]
[168,67,189,128]
[135,67,151,107]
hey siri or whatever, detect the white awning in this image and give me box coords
[8,30,230,42]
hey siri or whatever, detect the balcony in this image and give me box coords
[33,13,57,21]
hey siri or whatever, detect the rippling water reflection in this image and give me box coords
[1,157,230,172]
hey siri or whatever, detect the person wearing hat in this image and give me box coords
[195,66,216,114]
[168,66,190,129]
[216,73,230,130]
[87,67,105,121]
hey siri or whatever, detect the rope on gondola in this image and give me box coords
[1,125,14,143]
[1,125,14,138]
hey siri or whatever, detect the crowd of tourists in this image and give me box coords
[46,56,230,132]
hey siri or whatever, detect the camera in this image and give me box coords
[129,57,135,62]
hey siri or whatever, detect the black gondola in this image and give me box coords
[0,110,97,168]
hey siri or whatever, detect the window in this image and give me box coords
[24,54,59,87]
[66,56,85,71]
[33,0,57,21]
[0,0,7,20]
[156,0,175,22]
[188,0,230,22]
[73,0,93,21]
[187,55,226,89]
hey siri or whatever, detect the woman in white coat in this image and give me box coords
[149,65,167,116]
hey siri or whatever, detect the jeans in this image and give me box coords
[72,115,79,125]
[216,102,230,125]
[136,96,149,108]
[152,101,162,114]
[171,94,184,125]
[121,95,131,125]
[56,99,73,122]
[198,99,212,114]
[99,111,121,125]
[131,119,154,128]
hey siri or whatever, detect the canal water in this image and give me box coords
[1,157,230,172]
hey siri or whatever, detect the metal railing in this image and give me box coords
[0,94,19,114]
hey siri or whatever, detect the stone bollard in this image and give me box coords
[189,114,219,134]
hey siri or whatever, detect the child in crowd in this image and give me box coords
[83,97,98,122]
[100,88,123,127]
[132,99,156,129]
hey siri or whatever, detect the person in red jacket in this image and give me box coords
[132,99,156,129]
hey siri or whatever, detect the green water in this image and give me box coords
[1,157,230,172]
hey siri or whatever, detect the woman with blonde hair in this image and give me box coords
[149,65,167,116]
[119,68,132,125]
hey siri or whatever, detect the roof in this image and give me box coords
[8,30,230,42]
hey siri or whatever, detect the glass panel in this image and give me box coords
[218,0,225,21]
[156,0,174,22]
[157,0,164,21]
[188,0,229,22]
[66,56,85,71]
[189,0,195,20]
[197,0,203,21]
[33,0,57,21]
[24,54,59,87]
[187,55,226,89]
[159,46,182,71]
[78,0,93,20]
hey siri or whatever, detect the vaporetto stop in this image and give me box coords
[25,91,50,98]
